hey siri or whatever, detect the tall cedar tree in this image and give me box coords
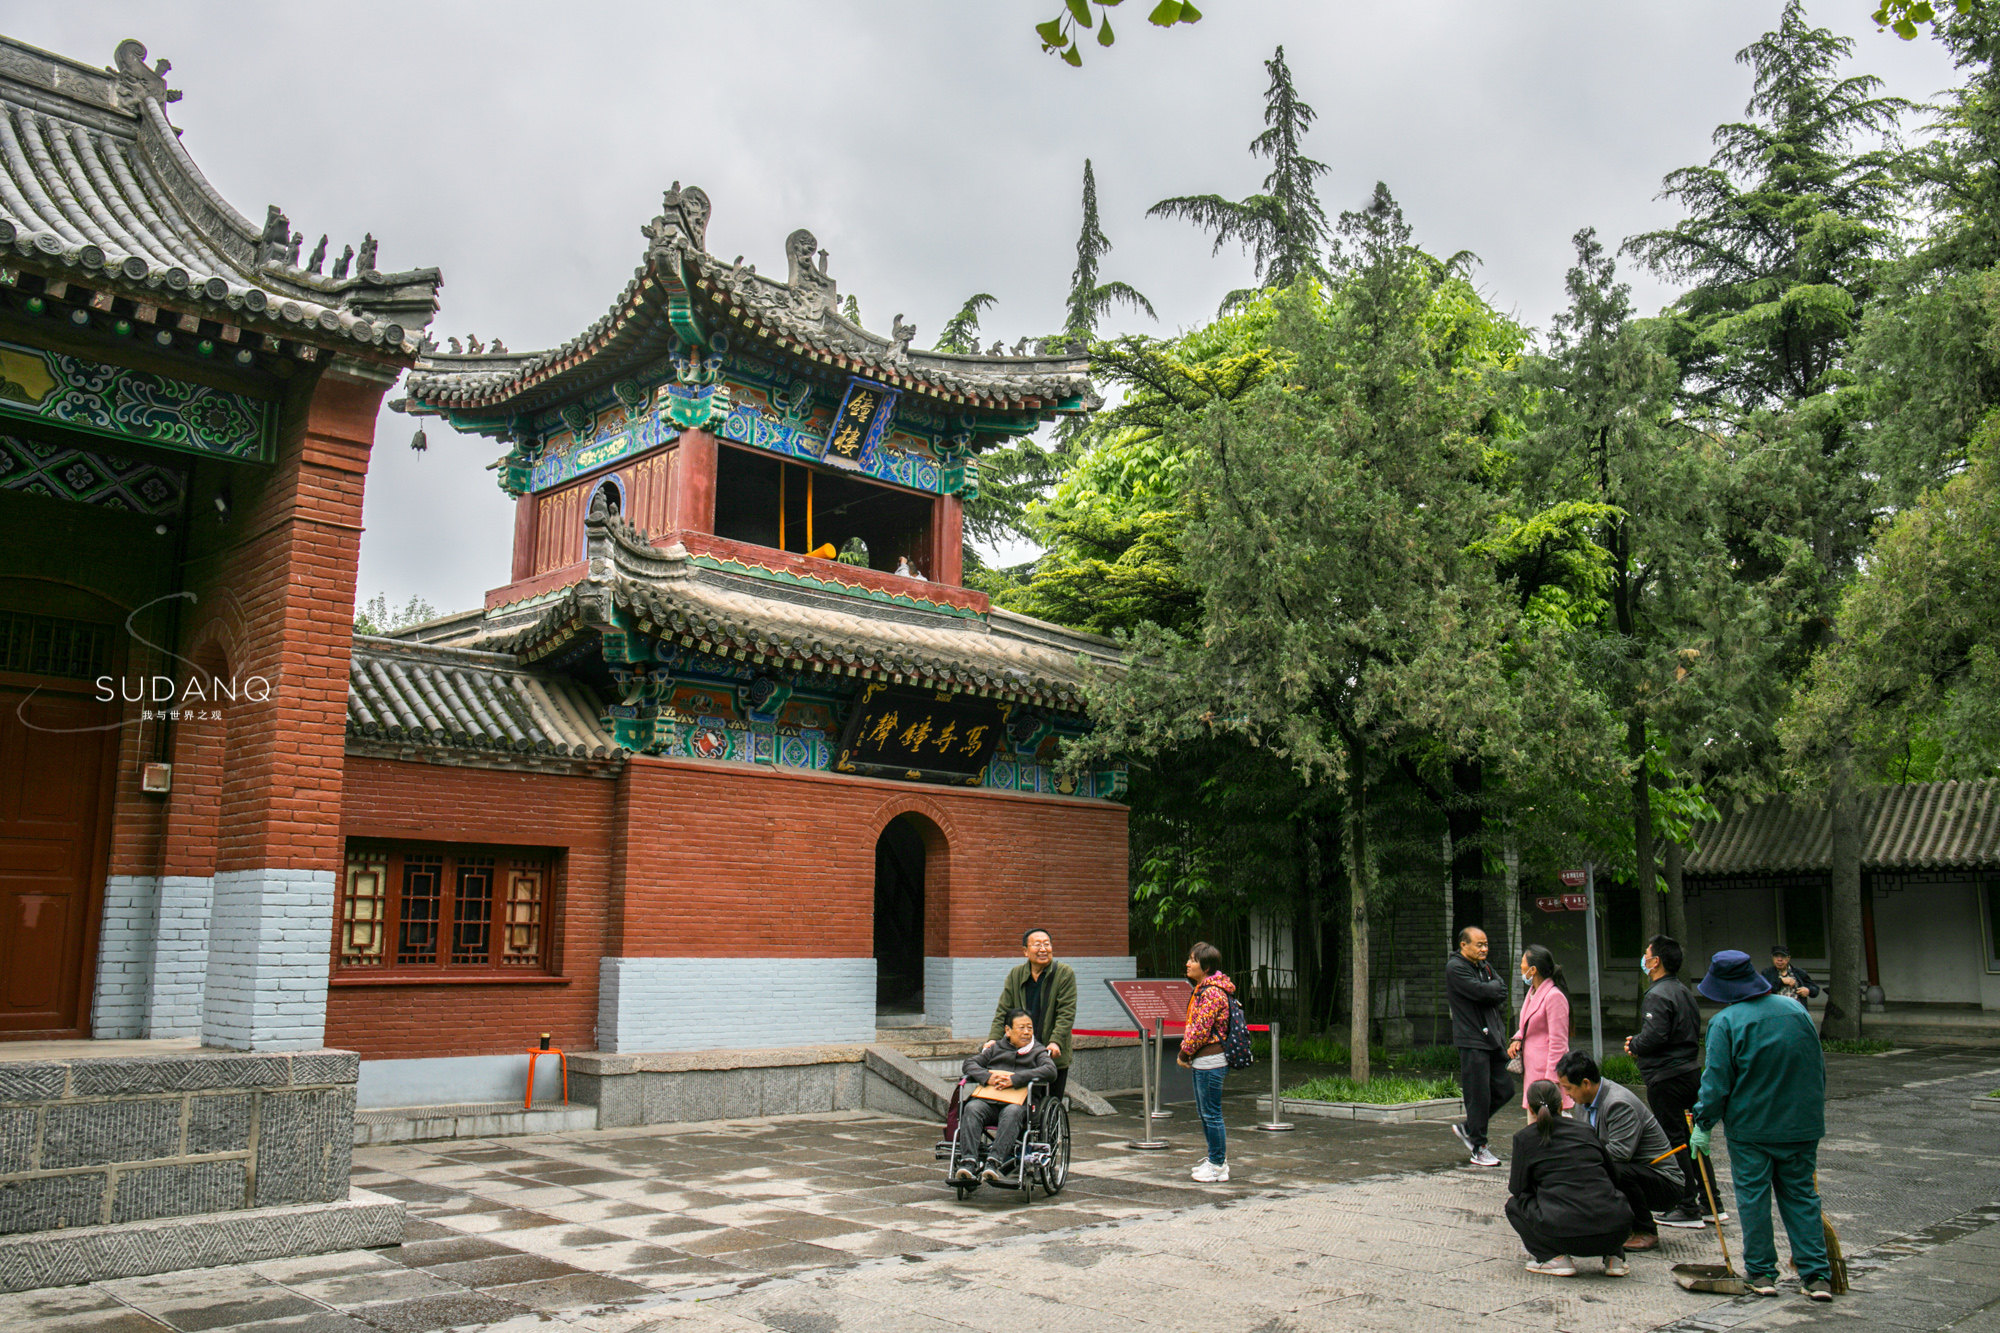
[932,294,996,354]
[1629,1,1908,1040]
[1512,230,1766,949]
[1624,0,1909,411]
[1073,185,1528,1081]
[1150,46,1333,312]
[1856,5,2000,504]
[1065,159,1156,338]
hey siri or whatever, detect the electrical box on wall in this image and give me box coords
[140,762,172,794]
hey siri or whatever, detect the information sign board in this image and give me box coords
[1106,978,1193,1035]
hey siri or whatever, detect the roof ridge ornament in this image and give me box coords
[784,229,837,320]
[110,40,181,111]
[642,181,711,256]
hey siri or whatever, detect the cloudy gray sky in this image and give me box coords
[3,2,1960,616]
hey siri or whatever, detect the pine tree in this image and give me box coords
[1624,0,1910,411]
[932,293,996,354]
[1149,46,1333,311]
[841,293,862,326]
[1064,159,1155,337]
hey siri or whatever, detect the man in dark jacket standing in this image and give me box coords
[986,928,1078,1100]
[1447,926,1513,1167]
[1625,934,1717,1228]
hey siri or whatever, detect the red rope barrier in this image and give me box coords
[1071,1026,1271,1038]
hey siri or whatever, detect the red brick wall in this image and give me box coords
[614,756,1129,961]
[330,756,616,1060]
[328,750,1128,1059]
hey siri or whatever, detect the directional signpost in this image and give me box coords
[1105,979,1192,1151]
[1561,866,1604,1062]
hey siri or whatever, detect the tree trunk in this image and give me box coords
[1824,746,1866,1041]
[1632,717,1660,946]
[1346,746,1372,1083]
[1662,838,1688,945]
[1504,833,1522,1018]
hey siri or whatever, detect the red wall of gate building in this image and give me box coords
[330,751,1129,1061]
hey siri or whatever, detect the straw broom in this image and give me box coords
[1818,1171,1849,1294]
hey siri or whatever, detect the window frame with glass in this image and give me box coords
[337,841,559,978]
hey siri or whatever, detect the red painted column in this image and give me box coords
[670,429,718,535]
[510,492,538,583]
[931,493,964,587]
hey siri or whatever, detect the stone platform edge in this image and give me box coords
[0,1187,402,1293]
[1279,1095,1463,1124]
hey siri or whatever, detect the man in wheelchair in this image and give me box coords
[952,1008,1055,1186]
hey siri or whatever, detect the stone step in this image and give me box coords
[875,1026,954,1044]
[354,1101,598,1145]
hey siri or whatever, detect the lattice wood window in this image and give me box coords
[338,843,557,976]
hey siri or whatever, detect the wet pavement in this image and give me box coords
[3,1045,1994,1332]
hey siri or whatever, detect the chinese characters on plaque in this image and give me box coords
[835,683,1011,784]
[822,377,899,465]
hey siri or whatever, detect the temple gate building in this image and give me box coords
[371,182,1135,1107]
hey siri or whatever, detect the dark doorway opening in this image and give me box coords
[874,815,926,1014]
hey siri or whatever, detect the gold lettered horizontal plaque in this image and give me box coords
[835,683,1011,785]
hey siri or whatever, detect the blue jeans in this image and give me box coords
[1192,1065,1226,1165]
[1728,1139,1830,1283]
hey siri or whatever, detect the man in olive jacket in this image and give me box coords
[988,928,1077,1101]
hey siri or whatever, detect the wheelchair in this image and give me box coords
[934,1076,1071,1202]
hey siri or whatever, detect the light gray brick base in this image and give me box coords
[146,876,214,1039]
[924,955,1137,1038]
[91,876,159,1040]
[597,958,875,1052]
[202,869,335,1051]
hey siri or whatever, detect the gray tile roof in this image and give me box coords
[0,35,437,355]
[347,637,617,761]
[399,183,1092,425]
[1684,779,2000,875]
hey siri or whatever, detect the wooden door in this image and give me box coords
[0,686,113,1037]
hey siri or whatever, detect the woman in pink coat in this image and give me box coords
[1508,944,1573,1110]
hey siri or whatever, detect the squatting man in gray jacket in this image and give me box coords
[1557,1050,1684,1253]
[952,1008,1056,1186]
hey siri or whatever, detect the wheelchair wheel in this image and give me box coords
[1040,1097,1071,1196]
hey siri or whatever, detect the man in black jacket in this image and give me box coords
[1447,927,1513,1167]
[1625,934,1718,1227]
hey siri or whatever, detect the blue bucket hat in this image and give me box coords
[1698,950,1773,1003]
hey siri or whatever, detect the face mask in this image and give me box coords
[1641,959,1654,974]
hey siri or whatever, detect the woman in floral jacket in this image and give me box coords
[1178,942,1236,1183]
[1509,944,1573,1110]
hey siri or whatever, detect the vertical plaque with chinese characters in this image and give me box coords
[822,377,899,465]
[835,683,1011,784]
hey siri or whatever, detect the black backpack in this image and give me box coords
[1202,984,1256,1069]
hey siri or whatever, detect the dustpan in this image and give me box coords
[1672,1263,1747,1295]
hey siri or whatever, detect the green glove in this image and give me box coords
[1689,1124,1711,1156]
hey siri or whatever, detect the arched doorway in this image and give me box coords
[874,815,927,1016]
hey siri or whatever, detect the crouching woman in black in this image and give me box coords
[1506,1078,1635,1277]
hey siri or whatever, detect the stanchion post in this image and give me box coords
[1253,1020,1294,1132]
[1150,1018,1174,1119]
[1128,1021,1169,1150]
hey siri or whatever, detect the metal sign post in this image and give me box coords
[1150,1018,1174,1118]
[1584,860,1604,1063]
[1127,1018,1168,1151]
[1252,1019,1294,1132]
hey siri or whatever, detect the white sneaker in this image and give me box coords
[1191,1160,1228,1183]
[1603,1255,1629,1277]
[1470,1146,1501,1167]
[1525,1258,1576,1277]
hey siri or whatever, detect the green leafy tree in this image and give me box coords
[840,294,862,326]
[1150,46,1334,312]
[1072,185,1540,1080]
[932,293,996,355]
[1034,0,1201,68]
[355,592,440,635]
[1875,0,1976,41]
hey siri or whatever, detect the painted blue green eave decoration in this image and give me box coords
[0,435,186,516]
[0,340,275,463]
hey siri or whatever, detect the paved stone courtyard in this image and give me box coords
[5,1046,1996,1333]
